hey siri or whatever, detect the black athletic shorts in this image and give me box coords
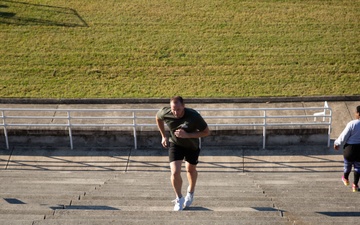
[168,142,200,165]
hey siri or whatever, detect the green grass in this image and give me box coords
[0,0,359,98]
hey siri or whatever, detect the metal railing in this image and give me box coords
[0,106,332,150]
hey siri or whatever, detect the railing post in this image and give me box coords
[1,110,9,149]
[327,109,332,148]
[263,110,266,149]
[133,111,138,150]
[67,111,73,150]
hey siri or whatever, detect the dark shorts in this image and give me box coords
[168,142,200,165]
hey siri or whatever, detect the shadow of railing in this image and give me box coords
[317,212,360,217]
[0,146,343,173]
[0,0,88,27]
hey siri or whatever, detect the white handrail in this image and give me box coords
[313,101,329,121]
[0,107,332,150]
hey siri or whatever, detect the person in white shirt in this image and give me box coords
[334,105,360,192]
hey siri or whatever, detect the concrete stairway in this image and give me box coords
[1,146,359,225]
[251,172,360,225]
[0,170,112,225]
[1,171,290,225]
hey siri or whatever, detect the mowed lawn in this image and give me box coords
[0,0,359,98]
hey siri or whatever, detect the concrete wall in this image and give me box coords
[1,128,329,150]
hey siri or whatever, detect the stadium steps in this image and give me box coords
[1,171,290,225]
[250,172,360,225]
[3,150,358,225]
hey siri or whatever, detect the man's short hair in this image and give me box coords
[357,105,360,114]
[170,96,184,105]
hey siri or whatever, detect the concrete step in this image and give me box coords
[77,191,265,199]
[0,170,116,178]
[0,219,37,225]
[285,214,360,225]
[87,189,263,198]
[1,194,83,200]
[263,192,356,199]
[0,199,71,207]
[79,195,270,202]
[50,210,282,218]
[262,191,355,197]
[292,217,360,225]
[1,189,87,196]
[0,214,45,220]
[1,182,103,188]
[0,207,54,218]
[68,199,275,209]
[260,197,359,204]
[32,218,290,225]
[1,178,106,185]
[275,204,360,213]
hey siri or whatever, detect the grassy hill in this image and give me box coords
[0,0,359,98]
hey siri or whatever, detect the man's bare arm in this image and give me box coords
[156,116,168,147]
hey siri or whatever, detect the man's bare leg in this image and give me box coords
[170,160,183,198]
[185,161,198,193]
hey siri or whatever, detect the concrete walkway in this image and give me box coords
[0,100,360,224]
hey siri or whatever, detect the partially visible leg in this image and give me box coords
[170,160,183,198]
[353,161,360,186]
[343,145,354,180]
[185,162,198,193]
[183,162,197,208]
[343,158,352,180]
[183,146,200,209]
[353,145,360,187]
[351,162,360,192]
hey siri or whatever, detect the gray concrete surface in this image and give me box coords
[0,100,360,225]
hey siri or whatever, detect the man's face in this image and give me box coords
[170,100,185,118]
[356,111,360,119]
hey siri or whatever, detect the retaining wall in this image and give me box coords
[0,127,329,150]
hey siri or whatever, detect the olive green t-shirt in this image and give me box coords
[156,107,208,150]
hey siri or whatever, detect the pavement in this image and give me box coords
[0,100,360,225]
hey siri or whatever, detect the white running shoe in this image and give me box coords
[184,192,194,208]
[172,196,185,211]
